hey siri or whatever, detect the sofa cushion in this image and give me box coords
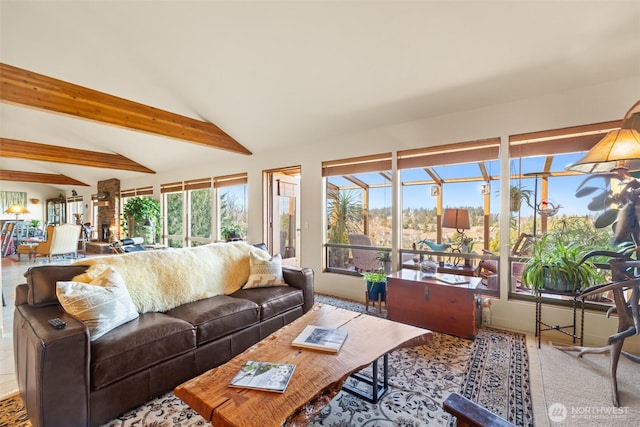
[56,267,139,341]
[231,287,304,321]
[243,252,286,289]
[91,313,195,390]
[165,295,260,345]
[24,265,89,307]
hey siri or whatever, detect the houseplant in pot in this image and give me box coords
[221,223,243,241]
[361,270,387,303]
[122,197,161,243]
[376,251,392,274]
[521,234,600,293]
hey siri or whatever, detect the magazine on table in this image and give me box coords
[434,273,469,285]
[228,360,296,393]
[291,325,348,353]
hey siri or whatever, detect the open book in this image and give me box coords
[435,273,469,285]
[292,325,348,353]
[228,361,296,393]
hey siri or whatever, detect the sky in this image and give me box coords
[329,152,605,217]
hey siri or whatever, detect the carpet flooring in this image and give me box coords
[0,294,532,426]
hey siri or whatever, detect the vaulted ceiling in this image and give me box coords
[1,1,640,190]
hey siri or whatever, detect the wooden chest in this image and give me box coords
[387,269,481,339]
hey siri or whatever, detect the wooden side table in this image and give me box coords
[387,269,481,339]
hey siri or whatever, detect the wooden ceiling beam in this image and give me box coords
[0,138,155,173]
[0,169,89,186]
[0,63,252,155]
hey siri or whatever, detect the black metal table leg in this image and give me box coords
[343,353,389,404]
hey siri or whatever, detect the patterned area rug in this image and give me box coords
[460,328,534,426]
[0,294,532,426]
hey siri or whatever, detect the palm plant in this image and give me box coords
[326,188,363,268]
[326,189,363,243]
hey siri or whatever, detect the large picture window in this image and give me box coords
[398,138,501,294]
[160,174,248,248]
[508,121,620,299]
[323,153,392,274]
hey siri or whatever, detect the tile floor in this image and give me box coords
[0,254,81,398]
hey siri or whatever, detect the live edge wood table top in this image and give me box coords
[174,303,432,427]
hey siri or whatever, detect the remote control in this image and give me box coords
[48,318,66,329]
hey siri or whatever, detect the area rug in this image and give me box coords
[460,328,534,426]
[0,294,532,427]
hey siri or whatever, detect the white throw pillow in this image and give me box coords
[243,252,287,289]
[57,266,139,341]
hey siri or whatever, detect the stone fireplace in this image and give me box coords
[96,178,120,242]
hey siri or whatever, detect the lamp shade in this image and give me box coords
[442,208,470,231]
[567,100,640,173]
[567,128,640,173]
[4,203,29,215]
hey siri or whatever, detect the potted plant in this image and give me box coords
[327,189,363,268]
[376,251,392,274]
[521,235,600,293]
[361,270,387,303]
[221,223,243,241]
[122,197,161,243]
[509,185,534,212]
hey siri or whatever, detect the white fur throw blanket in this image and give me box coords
[72,242,269,313]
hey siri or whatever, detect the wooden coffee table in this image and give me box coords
[174,303,432,427]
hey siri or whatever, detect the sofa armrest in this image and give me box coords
[282,266,314,313]
[14,302,91,427]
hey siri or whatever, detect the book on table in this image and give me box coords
[228,361,296,393]
[434,273,469,285]
[291,325,348,353]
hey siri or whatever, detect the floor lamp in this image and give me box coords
[3,203,30,255]
[5,203,30,222]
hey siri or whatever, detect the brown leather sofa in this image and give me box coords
[14,263,314,427]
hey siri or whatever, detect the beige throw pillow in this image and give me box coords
[243,252,287,289]
[57,266,139,341]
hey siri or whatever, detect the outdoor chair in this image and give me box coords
[348,233,381,272]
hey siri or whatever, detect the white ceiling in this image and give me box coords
[2,1,640,190]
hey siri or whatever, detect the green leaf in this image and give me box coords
[574,186,601,198]
[594,209,618,228]
[586,192,612,211]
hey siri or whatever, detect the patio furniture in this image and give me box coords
[348,233,380,272]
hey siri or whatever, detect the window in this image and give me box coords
[185,179,213,246]
[398,138,501,294]
[161,182,185,248]
[67,195,83,225]
[323,153,392,274]
[160,174,248,247]
[508,121,620,298]
[216,173,248,241]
